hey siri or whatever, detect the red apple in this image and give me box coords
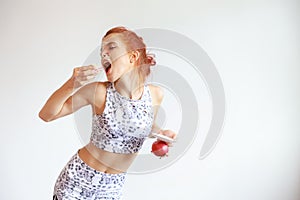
[151,140,169,157]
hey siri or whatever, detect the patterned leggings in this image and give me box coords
[53,151,127,200]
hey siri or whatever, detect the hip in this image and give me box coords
[54,151,126,199]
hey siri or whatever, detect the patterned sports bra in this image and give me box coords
[90,82,154,154]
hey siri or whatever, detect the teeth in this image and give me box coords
[104,62,110,68]
[102,60,111,69]
[102,59,111,67]
[102,58,112,74]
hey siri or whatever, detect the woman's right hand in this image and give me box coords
[71,65,101,88]
[39,65,104,122]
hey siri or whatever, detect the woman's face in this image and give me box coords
[101,33,133,82]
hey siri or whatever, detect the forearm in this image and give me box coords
[39,78,75,121]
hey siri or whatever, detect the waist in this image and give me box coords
[78,142,137,174]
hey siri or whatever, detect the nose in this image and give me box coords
[101,49,109,59]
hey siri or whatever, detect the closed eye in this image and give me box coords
[109,45,117,50]
[100,41,118,56]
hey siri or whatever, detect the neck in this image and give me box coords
[114,69,144,100]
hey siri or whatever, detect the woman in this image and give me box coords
[39,26,177,200]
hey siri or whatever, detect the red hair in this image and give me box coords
[102,26,156,82]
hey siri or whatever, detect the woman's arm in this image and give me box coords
[38,65,101,122]
[149,85,177,141]
[148,85,164,135]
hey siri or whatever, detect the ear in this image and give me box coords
[129,51,140,64]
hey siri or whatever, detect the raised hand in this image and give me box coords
[71,65,101,88]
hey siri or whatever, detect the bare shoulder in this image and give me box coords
[77,81,108,104]
[148,84,164,105]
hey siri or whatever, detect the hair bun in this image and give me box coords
[146,54,156,66]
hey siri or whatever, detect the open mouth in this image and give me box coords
[102,60,112,73]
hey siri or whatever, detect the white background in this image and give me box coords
[0,0,299,199]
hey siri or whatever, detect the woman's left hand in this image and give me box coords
[158,129,177,146]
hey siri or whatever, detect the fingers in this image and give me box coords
[77,69,97,77]
[167,142,173,147]
[74,65,99,76]
[156,130,177,147]
[72,65,102,87]
[83,65,97,70]
[161,130,177,139]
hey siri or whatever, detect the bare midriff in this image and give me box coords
[78,142,138,174]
